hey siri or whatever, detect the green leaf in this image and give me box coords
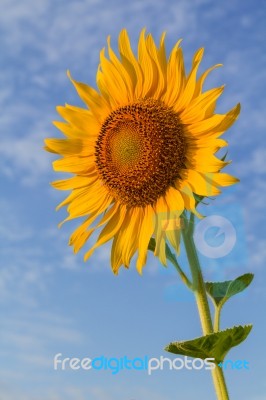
[205,273,254,307]
[148,237,156,252]
[193,193,209,206]
[221,151,228,162]
[165,325,252,363]
[194,193,204,204]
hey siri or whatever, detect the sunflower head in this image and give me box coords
[95,98,186,207]
[45,28,240,274]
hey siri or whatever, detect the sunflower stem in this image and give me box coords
[165,243,193,289]
[169,256,193,289]
[214,304,222,333]
[148,239,192,289]
[181,213,229,400]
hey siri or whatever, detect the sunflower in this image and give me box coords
[45,29,240,274]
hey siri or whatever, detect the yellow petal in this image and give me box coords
[188,103,241,137]
[194,64,222,98]
[67,183,112,218]
[107,36,134,101]
[52,120,98,139]
[121,208,143,267]
[206,172,239,187]
[118,29,143,98]
[56,105,100,135]
[183,169,221,196]
[165,186,184,215]
[69,216,97,253]
[162,187,184,253]
[67,71,110,122]
[84,204,127,261]
[52,175,98,191]
[162,41,184,106]
[68,201,116,253]
[110,210,134,273]
[56,186,90,211]
[153,196,170,266]
[97,46,131,107]
[111,231,123,275]
[189,138,228,151]
[187,150,228,173]
[174,48,204,111]
[165,226,181,255]
[45,138,82,155]
[138,29,157,98]
[176,180,203,219]
[180,86,224,124]
[44,138,95,156]
[136,205,155,274]
[145,33,166,99]
[158,31,167,76]
[53,155,95,174]
[154,228,167,266]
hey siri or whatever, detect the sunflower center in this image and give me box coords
[109,124,143,171]
[95,98,186,207]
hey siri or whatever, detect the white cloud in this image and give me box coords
[0,104,54,185]
[0,381,171,400]
[1,311,84,352]
[0,309,87,400]
[0,199,53,303]
[246,236,266,271]
[1,135,49,186]
[235,149,266,177]
[0,195,113,309]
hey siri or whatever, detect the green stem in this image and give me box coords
[182,214,213,332]
[214,304,222,333]
[182,214,229,400]
[170,257,193,289]
[165,243,193,290]
[148,238,192,290]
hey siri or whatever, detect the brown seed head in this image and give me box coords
[95,98,186,207]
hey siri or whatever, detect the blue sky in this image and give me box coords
[0,0,266,399]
